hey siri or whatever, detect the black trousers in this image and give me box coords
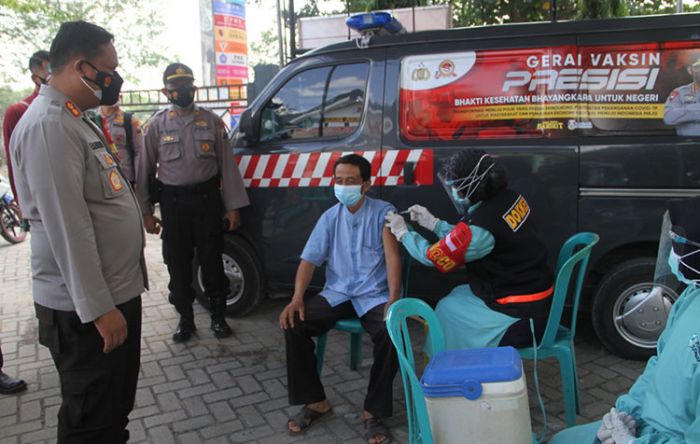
[35,297,142,444]
[285,294,399,418]
[0,344,3,369]
[160,182,228,321]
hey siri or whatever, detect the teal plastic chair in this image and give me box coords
[385,298,444,444]
[386,298,539,444]
[315,318,363,374]
[315,255,412,375]
[518,232,599,427]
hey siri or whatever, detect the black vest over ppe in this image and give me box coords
[464,189,553,320]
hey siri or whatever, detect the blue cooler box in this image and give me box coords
[420,346,532,444]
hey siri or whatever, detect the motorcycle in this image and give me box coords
[0,175,27,244]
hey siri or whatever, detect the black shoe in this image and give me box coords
[0,371,27,395]
[172,318,196,343]
[211,318,233,338]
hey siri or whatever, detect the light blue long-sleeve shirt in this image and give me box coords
[301,196,395,317]
[401,211,496,266]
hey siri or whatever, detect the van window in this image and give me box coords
[259,63,369,143]
[399,41,700,141]
[321,64,369,137]
[260,66,331,142]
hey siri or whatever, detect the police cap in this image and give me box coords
[163,63,195,84]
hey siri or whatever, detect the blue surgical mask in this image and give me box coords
[334,184,363,207]
[668,250,699,287]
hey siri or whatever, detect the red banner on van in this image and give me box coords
[399,41,700,140]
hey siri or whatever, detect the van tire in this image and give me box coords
[591,258,678,361]
[193,235,265,317]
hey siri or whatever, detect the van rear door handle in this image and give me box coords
[403,161,415,185]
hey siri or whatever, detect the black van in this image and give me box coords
[203,13,700,360]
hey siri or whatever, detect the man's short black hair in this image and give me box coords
[28,50,49,72]
[49,21,114,71]
[334,154,371,182]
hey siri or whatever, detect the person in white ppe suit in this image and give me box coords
[385,149,553,350]
[550,196,700,443]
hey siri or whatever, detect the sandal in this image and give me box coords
[287,405,333,435]
[363,417,392,444]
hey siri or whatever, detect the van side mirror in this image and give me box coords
[238,109,257,144]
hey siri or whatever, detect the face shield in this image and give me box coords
[439,154,494,215]
[613,212,682,348]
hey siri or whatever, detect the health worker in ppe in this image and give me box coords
[550,196,700,444]
[385,149,553,350]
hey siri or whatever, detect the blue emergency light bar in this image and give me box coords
[346,12,405,35]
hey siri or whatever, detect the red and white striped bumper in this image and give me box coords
[235,149,434,188]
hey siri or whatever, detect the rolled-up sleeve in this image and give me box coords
[300,213,330,267]
[16,121,115,322]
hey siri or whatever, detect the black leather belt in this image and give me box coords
[161,176,219,196]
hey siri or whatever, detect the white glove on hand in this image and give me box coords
[597,420,614,444]
[385,211,408,241]
[611,412,636,444]
[598,408,636,444]
[408,205,439,231]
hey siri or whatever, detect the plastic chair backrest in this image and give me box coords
[386,298,444,444]
[539,232,600,348]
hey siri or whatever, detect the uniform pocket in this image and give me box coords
[158,133,182,161]
[35,304,60,354]
[194,131,216,158]
[60,369,113,430]
[92,149,127,199]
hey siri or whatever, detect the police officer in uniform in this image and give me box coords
[9,21,146,443]
[664,55,700,136]
[99,102,144,186]
[136,63,249,342]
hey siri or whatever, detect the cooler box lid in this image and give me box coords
[420,346,522,400]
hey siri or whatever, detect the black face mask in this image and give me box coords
[81,61,124,106]
[33,75,48,85]
[167,85,196,108]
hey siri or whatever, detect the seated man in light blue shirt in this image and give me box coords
[279,154,401,444]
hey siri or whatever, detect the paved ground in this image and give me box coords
[0,231,646,444]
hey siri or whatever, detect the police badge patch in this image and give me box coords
[689,334,700,362]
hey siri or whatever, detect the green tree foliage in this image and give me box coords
[0,0,169,84]
[297,0,697,28]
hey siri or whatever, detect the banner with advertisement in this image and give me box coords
[399,41,700,140]
[212,0,249,126]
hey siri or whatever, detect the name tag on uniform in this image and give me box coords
[195,120,209,128]
[89,141,106,151]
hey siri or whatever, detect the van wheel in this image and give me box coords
[193,235,265,317]
[592,258,679,360]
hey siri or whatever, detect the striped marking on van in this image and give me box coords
[235,149,434,188]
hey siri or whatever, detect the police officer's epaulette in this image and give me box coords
[142,108,167,133]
